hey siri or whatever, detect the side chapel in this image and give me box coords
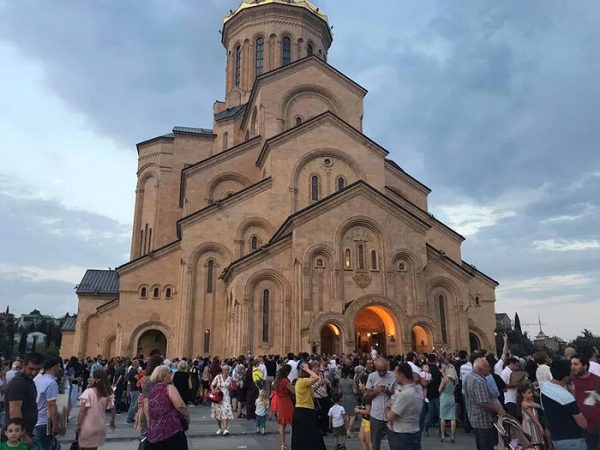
[62,0,498,359]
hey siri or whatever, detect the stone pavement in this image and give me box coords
[59,401,478,449]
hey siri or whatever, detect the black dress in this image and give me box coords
[172,371,191,404]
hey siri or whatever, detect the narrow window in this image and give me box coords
[371,250,378,270]
[148,228,152,252]
[307,43,313,56]
[235,45,241,87]
[398,262,406,272]
[337,177,345,191]
[165,288,172,299]
[316,258,324,268]
[153,287,159,298]
[282,37,291,66]
[344,249,352,269]
[311,175,319,201]
[262,289,270,342]
[143,223,149,255]
[204,329,210,353]
[255,37,264,77]
[206,260,214,293]
[439,295,447,342]
[295,116,302,126]
[223,132,228,150]
[251,235,258,251]
[358,244,365,270]
[475,296,480,307]
[140,287,147,298]
[139,230,144,257]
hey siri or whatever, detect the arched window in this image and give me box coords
[282,36,291,66]
[165,288,172,299]
[307,43,313,56]
[295,116,302,126]
[251,235,259,251]
[475,296,480,307]
[206,260,214,293]
[235,45,241,87]
[204,329,210,353]
[311,175,319,202]
[439,295,447,342]
[316,258,324,268]
[371,250,378,270]
[153,287,159,299]
[255,37,264,77]
[337,177,345,191]
[344,249,352,269]
[358,244,365,270]
[140,287,147,298]
[398,262,407,272]
[223,132,228,150]
[262,289,270,342]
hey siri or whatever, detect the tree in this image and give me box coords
[18,332,27,354]
[29,309,41,316]
[514,312,522,334]
[570,329,600,353]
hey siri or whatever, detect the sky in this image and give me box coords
[0,0,598,341]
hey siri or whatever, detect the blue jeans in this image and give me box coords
[474,427,497,450]
[34,425,54,450]
[553,438,587,450]
[389,431,422,450]
[127,389,140,422]
[256,414,267,429]
[424,398,440,431]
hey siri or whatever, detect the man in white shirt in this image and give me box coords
[500,357,522,418]
[286,353,299,383]
[588,347,600,376]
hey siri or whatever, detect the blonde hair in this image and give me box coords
[177,360,188,372]
[150,365,171,384]
[257,389,268,404]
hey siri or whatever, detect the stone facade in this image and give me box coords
[67,0,498,359]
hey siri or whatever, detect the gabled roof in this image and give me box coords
[61,316,77,332]
[214,104,247,122]
[462,261,499,286]
[136,126,216,153]
[256,111,388,167]
[271,180,430,242]
[425,244,474,280]
[241,55,367,129]
[384,159,431,194]
[76,270,119,295]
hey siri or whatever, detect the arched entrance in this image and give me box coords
[411,325,432,353]
[320,323,341,355]
[469,332,481,352]
[136,329,167,357]
[355,306,396,355]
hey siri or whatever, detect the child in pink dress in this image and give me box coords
[76,369,116,450]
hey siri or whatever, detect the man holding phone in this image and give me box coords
[364,357,396,450]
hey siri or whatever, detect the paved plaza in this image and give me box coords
[58,401,477,450]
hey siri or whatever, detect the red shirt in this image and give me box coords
[572,373,600,430]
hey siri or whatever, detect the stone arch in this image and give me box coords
[308,312,350,352]
[389,248,422,271]
[128,320,173,358]
[187,241,234,268]
[302,243,335,266]
[244,268,291,300]
[407,315,443,344]
[427,276,464,348]
[136,166,160,187]
[235,217,275,257]
[280,84,339,129]
[207,172,251,203]
[290,149,366,211]
[468,322,491,351]
[334,216,388,270]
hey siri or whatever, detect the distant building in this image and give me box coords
[16,312,59,330]
[496,313,512,331]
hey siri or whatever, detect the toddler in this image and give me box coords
[255,389,268,435]
[0,419,27,450]
[328,392,347,450]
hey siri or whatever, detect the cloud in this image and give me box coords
[533,239,600,252]
[0,265,86,285]
[498,273,593,293]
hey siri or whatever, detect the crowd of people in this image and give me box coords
[0,338,597,450]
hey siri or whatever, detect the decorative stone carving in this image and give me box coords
[352,227,370,242]
[353,273,372,288]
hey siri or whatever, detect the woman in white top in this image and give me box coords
[210,365,234,435]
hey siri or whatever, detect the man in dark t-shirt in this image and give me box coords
[541,359,587,448]
[424,354,442,434]
[6,352,44,440]
[126,359,140,424]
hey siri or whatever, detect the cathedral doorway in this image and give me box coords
[354,306,395,356]
[136,329,167,357]
[411,325,432,353]
[320,323,341,355]
[469,332,481,352]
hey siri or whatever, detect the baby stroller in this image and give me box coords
[494,415,539,450]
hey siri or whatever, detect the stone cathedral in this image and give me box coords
[62,0,498,359]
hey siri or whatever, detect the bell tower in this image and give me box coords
[221,0,332,107]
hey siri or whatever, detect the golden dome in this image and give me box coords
[224,0,328,24]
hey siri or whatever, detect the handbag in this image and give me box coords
[230,379,237,394]
[69,433,79,450]
[208,389,223,404]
